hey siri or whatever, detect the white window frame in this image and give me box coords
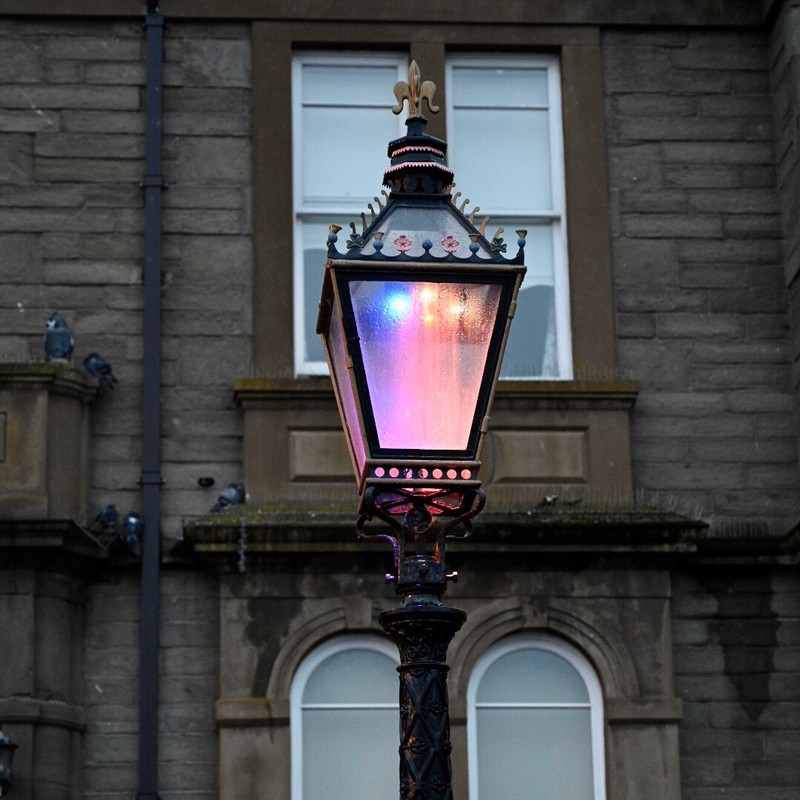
[289,634,400,800]
[292,52,572,379]
[467,633,606,800]
[292,52,407,376]
[446,54,572,379]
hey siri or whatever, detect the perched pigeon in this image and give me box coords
[84,352,118,389]
[122,511,144,552]
[210,482,245,513]
[44,312,74,362]
[90,504,119,534]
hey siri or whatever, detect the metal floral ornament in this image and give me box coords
[392,60,440,118]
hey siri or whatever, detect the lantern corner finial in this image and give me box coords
[392,60,440,119]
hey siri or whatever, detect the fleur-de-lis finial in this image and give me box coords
[392,60,439,118]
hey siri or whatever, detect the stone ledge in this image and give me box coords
[606,696,683,724]
[234,376,638,411]
[0,0,771,26]
[0,361,98,403]
[181,504,800,570]
[215,696,289,727]
[0,697,87,732]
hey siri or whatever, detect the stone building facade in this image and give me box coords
[0,2,798,800]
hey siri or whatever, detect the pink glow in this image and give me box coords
[350,280,502,452]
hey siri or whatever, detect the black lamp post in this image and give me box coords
[317,62,525,800]
[0,729,17,797]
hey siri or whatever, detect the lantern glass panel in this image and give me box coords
[327,297,367,477]
[348,279,503,452]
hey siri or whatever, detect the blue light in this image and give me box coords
[385,290,412,320]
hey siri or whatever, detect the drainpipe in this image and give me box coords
[139,5,164,800]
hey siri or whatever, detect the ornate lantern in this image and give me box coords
[317,62,526,591]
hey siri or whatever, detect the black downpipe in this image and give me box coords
[139,5,164,800]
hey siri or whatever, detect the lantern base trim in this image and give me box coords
[357,484,485,594]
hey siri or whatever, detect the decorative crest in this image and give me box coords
[392,60,439,118]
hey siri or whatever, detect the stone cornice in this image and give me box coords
[0,0,773,27]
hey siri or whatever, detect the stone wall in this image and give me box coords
[83,569,219,800]
[770,0,800,416]
[0,17,252,542]
[604,27,800,535]
[672,568,800,798]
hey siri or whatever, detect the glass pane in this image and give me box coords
[349,279,503,451]
[304,649,398,705]
[451,65,549,108]
[303,64,398,107]
[303,106,396,203]
[496,222,558,379]
[303,708,397,800]
[328,299,366,477]
[476,648,589,704]
[303,219,329,365]
[476,708,594,800]
[451,107,552,211]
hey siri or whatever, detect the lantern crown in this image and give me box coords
[324,62,527,266]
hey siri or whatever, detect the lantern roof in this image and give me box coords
[325,61,527,266]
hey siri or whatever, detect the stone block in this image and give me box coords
[657,309,747,342]
[43,37,143,62]
[61,110,144,134]
[617,288,706,313]
[35,132,143,159]
[0,233,41,283]
[83,62,145,85]
[618,116,743,141]
[674,645,726,673]
[184,39,251,87]
[670,67,732,93]
[689,341,788,364]
[623,212,726,238]
[0,84,140,110]
[0,132,33,184]
[0,38,43,82]
[0,364,95,519]
[34,158,143,183]
[604,46,672,92]
[0,109,60,133]
[616,313,656,338]
[663,141,773,165]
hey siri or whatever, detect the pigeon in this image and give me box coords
[44,312,74,362]
[210,482,246,513]
[90,504,119,534]
[84,352,118,389]
[122,511,144,552]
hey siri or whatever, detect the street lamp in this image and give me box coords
[0,729,17,797]
[317,62,526,800]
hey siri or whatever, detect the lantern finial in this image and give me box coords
[392,60,439,118]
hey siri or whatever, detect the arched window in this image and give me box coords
[467,634,606,800]
[290,636,399,800]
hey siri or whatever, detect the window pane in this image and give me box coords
[494,222,559,379]
[302,106,397,204]
[303,708,397,800]
[476,708,594,800]
[451,65,549,108]
[476,647,589,704]
[303,649,397,704]
[302,218,329,365]
[451,107,552,211]
[303,64,399,106]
